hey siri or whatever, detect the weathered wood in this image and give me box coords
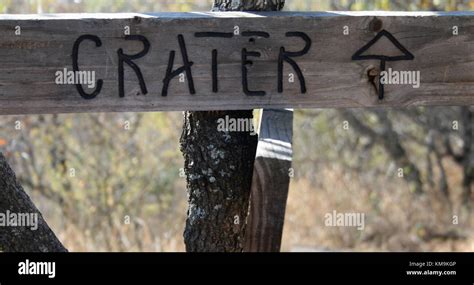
[0,11,473,115]
[243,0,291,253]
[244,109,293,252]
[0,153,67,252]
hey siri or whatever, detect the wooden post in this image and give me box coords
[461,106,473,207]
[241,0,293,253]
[245,108,293,252]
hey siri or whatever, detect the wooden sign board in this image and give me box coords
[0,11,473,114]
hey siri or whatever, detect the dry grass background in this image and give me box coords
[283,166,473,252]
[35,159,472,252]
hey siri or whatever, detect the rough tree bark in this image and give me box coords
[212,0,285,11]
[0,153,67,252]
[180,111,257,252]
[180,0,285,252]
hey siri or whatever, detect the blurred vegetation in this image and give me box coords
[2,113,188,251]
[1,0,474,13]
[0,0,472,252]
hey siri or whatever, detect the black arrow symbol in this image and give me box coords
[352,30,415,100]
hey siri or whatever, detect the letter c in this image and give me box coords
[72,35,103,99]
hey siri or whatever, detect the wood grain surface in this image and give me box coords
[0,11,473,114]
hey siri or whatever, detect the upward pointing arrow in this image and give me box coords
[352,30,415,100]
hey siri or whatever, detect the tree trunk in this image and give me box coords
[180,111,257,252]
[0,153,67,252]
[212,0,285,11]
[180,0,284,252]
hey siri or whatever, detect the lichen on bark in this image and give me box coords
[180,111,257,252]
[212,0,285,12]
